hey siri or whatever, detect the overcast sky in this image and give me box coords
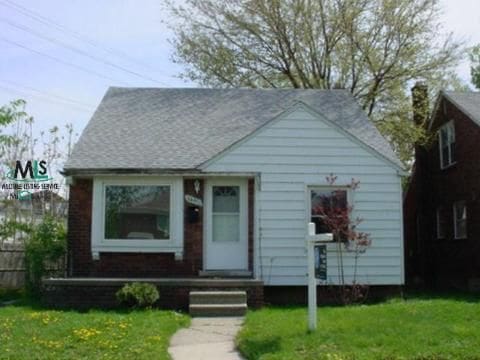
[0,0,479,142]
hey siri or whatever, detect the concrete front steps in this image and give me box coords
[189,291,247,317]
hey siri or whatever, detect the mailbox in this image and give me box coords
[187,206,200,223]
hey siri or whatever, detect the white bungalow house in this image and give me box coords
[46,88,405,311]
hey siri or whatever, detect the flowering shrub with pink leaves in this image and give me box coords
[312,174,372,304]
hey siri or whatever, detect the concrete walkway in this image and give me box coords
[168,317,245,360]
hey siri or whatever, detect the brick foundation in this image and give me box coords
[42,278,264,310]
[264,285,403,306]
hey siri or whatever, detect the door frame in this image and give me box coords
[203,177,248,270]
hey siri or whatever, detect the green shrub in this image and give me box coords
[0,287,24,301]
[116,282,159,308]
[24,217,66,295]
[0,219,32,243]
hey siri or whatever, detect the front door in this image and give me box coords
[204,179,248,270]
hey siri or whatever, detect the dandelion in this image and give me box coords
[32,337,63,349]
[147,335,162,342]
[326,354,345,360]
[29,312,41,319]
[73,328,102,341]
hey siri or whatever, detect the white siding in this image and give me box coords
[204,106,404,286]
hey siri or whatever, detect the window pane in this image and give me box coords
[310,189,347,235]
[213,186,239,213]
[442,146,449,167]
[448,124,455,144]
[104,185,170,240]
[440,123,456,167]
[450,142,456,163]
[212,214,239,242]
[457,220,467,239]
[440,127,448,147]
[436,207,446,239]
[311,189,347,215]
[455,202,466,221]
[454,201,467,239]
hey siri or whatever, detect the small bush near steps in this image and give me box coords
[116,282,160,308]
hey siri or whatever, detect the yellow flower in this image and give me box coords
[73,328,102,341]
[29,312,41,319]
[31,337,62,349]
[147,335,162,342]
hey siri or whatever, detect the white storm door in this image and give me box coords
[204,179,248,270]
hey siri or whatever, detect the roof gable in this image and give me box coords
[430,91,480,130]
[200,101,405,172]
[444,91,480,126]
[65,88,402,173]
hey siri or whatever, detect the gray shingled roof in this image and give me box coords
[64,87,403,172]
[443,91,480,126]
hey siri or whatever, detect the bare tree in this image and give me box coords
[470,44,480,90]
[164,0,465,166]
[0,100,77,244]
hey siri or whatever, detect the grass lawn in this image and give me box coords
[0,300,189,360]
[237,296,480,360]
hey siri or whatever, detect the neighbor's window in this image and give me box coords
[439,121,456,168]
[453,201,467,239]
[104,185,170,240]
[436,207,446,239]
[310,188,347,238]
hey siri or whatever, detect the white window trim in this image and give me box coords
[453,201,467,240]
[436,207,445,239]
[91,177,184,259]
[439,121,456,169]
[306,185,352,237]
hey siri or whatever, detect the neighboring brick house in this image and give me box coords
[404,85,480,291]
[45,88,406,309]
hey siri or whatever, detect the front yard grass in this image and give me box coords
[0,301,189,359]
[237,296,480,360]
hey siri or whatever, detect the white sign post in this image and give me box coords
[306,222,333,331]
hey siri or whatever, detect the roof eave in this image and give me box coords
[62,167,201,177]
[442,92,480,127]
[62,168,259,178]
